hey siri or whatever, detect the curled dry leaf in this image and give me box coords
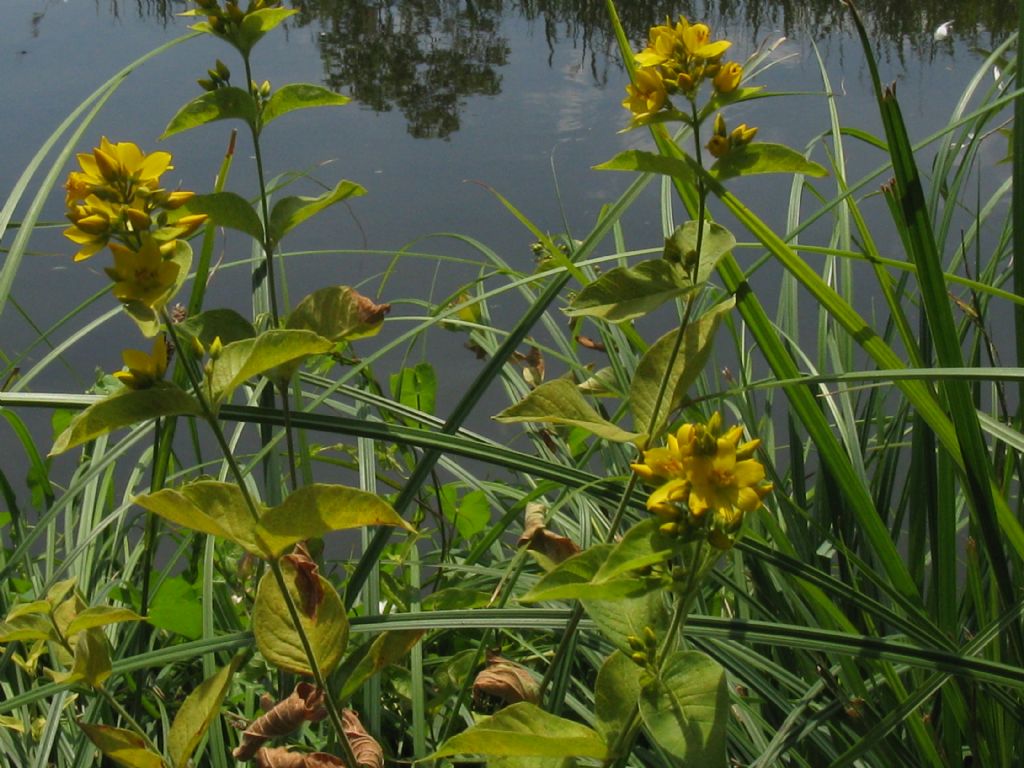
[353,291,391,328]
[576,335,607,352]
[472,650,541,712]
[254,747,346,768]
[233,682,328,761]
[282,544,324,620]
[517,502,580,565]
[342,708,384,768]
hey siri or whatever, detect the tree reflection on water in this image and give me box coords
[95,0,1017,139]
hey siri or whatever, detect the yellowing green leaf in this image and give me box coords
[78,722,167,768]
[208,329,333,405]
[519,545,651,603]
[0,615,55,643]
[256,483,413,558]
[431,702,607,760]
[52,627,111,689]
[252,560,347,676]
[65,606,144,637]
[50,383,202,456]
[494,379,644,444]
[168,654,244,768]
[286,286,390,343]
[262,83,350,126]
[565,259,691,323]
[4,600,51,622]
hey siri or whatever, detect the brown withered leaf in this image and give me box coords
[575,335,607,352]
[517,503,580,565]
[465,341,487,360]
[472,650,541,712]
[282,544,324,620]
[233,683,328,761]
[353,291,391,327]
[522,346,545,388]
[254,747,346,768]
[342,708,384,768]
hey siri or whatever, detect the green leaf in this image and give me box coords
[168,654,244,768]
[256,483,413,558]
[5,600,51,621]
[252,559,348,676]
[519,545,653,603]
[161,87,258,138]
[178,191,264,243]
[236,7,297,54]
[135,481,264,557]
[78,722,166,768]
[0,615,55,643]
[52,627,111,689]
[50,383,202,455]
[564,259,690,322]
[178,308,256,349]
[430,702,607,760]
[595,651,643,742]
[441,487,490,540]
[710,142,828,181]
[666,220,737,285]
[582,591,670,654]
[594,519,675,583]
[286,285,390,343]
[268,180,366,244]
[629,297,734,438]
[148,576,203,640]
[208,329,333,404]
[494,379,644,444]
[262,83,350,126]
[639,650,729,766]
[65,606,144,637]
[390,363,437,416]
[337,629,426,701]
[594,149,691,180]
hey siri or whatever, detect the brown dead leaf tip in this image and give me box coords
[254,747,346,768]
[282,545,324,620]
[472,650,541,712]
[575,335,607,352]
[517,503,580,565]
[343,708,385,768]
[354,291,391,326]
[233,682,328,761]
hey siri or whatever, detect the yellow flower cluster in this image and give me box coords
[631,413,773,549]
[622,16,744,118]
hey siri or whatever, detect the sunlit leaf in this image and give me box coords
[583,591,671,654]
[208,329,333,404]
[148,576,203,640]
[262,83,350,126]
[178,308,256,350]
[256,483,413,558]
[162,87,257,138]
[519,545,653,603]
[564,259,691,322]
[594,149,690,180]
[666,220,736,285]
[252,559,347,676]
[593,519,675,583]
[639,650,729,766]
[431,702,607,760]
[286,286,390,342]
[50,383,202,456]
[337,630,426,701]
[52,627,111,689]
[168,654,244,768]
[0,615,55,643]
[268,180,366,245]
[494,379,644,444]
[710,142,828,180]
[78,722,166,768]
[65,606,144,637]
[629,297,734,438]
[178,191,264,243]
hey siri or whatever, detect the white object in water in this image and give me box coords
[934,20,953,41]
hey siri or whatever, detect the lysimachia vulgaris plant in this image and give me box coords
[434,7,819,766]
[11,2,415,766]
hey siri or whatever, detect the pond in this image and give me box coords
[1,0,1013,405]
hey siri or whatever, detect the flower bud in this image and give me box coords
[730,123,758,146]
[714,61,743,94]
[93,148,121,183]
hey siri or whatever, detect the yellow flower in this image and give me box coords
[631,414,772,545]
[713,62,743,94]
[64,196,121,262]
[114,335,169,389]
[71,138,171,204]
[623,68,668,117]
[104,237,180,310]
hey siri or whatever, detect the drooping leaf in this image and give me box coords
[208,329,333,404]
[78,722,166,768]
[168,653,245,768]
[337,629,426,701]
[710,142,828,181]
[638,650,729,766]
[148,576,203,640]
[494,379,644,444]
[252,558,348,676]
[178,191,264,243]
[178,308,256,349]
[50,383,202,455]
[135,481,264,557]
[286,286,390,343]
[162,87,258,138]
[519,544,654,603]
[256,483,413,558]
[565,259,691,322]
[51,627,111,689]
[262,83,350,126]
[595,651,644,743]
[430,702,607,760]
[65,606,144,636]
[629,297,735,438]
[268,180,366,245]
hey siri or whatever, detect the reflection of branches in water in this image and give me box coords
[295,1,510,139]
[95,0,184,27]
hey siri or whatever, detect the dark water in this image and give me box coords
[0,0,1013,398]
